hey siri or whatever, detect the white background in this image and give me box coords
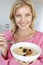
[0,0,43,32]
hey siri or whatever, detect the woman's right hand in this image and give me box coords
[0,33,8,57]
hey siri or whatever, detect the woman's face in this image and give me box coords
[14,5,33,30]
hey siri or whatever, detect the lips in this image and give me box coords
[19,23,28,27]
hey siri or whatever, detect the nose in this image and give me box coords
[21,16,25,22]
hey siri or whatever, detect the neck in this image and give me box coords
[16,28,35,36]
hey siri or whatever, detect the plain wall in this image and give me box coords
[0,0,43,32]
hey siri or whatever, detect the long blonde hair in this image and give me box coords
[10,0,36,33]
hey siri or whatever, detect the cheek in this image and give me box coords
[15,18,20,25]
[15,18,21,24]
[26,18,32,26]
[27,16,32,22]
[26,18,32,23]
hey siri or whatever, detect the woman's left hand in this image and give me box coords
[17,60,30,65]
[16,59,38,65]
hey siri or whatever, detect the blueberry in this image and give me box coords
[23,54,26,56]
[23,48,27,52]
[20,47,22,49]
[29,49,31,51]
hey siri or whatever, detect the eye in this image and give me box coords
[25,14,30,16]
[15,14,21,17]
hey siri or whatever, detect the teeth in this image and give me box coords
[21,24,26,26]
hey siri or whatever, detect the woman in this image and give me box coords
[0,0,43,65]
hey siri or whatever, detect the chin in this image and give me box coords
[19,27,29,30]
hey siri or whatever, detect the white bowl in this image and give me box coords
[10,42,42,62]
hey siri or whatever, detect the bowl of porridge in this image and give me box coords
[10,42,41,62]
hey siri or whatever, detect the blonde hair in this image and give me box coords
[10,0,36,33]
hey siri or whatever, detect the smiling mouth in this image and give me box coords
[19,23,28,27]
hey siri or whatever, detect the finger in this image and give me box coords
[0,39,6,42]
[12,57,18,61]
[33,59,37,63]
[25,62,30,65]
[0,41,8,47]
[0,36,5,39]
[0,33,4,36]
[0,36,7,44]
[18,60,30,65]
[0,37,6,42]
[17,60,25,65]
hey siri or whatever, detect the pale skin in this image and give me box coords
[0,5,37,65]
